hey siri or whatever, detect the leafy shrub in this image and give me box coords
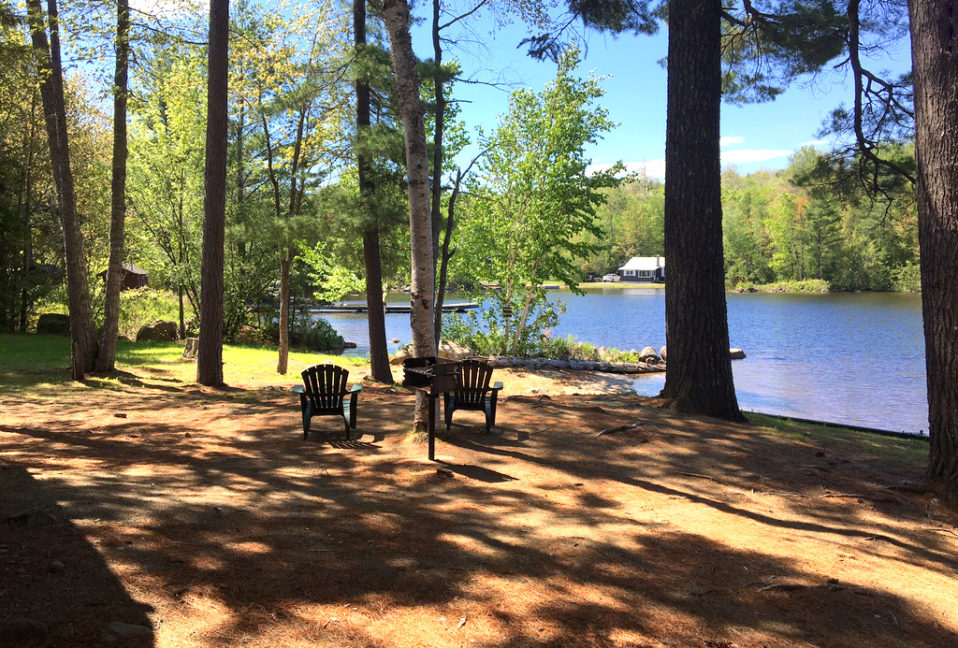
[118,289,181,340]
[893,262,921,292]
[265,315,344,352]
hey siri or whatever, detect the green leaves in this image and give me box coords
[456,48,622,353]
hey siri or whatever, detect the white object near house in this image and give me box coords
[618,256,666,282]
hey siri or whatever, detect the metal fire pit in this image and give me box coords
[402,357,461,460]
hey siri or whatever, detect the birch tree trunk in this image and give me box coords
[382,0,437,430]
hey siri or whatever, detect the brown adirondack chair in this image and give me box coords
[293,364,361,439]
[443,358,503,433]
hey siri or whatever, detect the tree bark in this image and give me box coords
[383,0,437,429]
[27,0,98,380]
[660,0,744,421]
[908,0,958,500]
[277,248,292,374]
[196,0,229,386]
[96,0,131,373]
[430,0,445,329]
[356,0,393,384]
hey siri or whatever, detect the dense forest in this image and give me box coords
[0,0,922,347]
[584,145,919,292]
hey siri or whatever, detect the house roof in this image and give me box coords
[618,256,665,271]
[120,262,148,275]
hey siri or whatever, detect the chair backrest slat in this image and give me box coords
[301,364,349,411]
[456,359,492,406]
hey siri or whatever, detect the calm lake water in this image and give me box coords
[321,289,929,435]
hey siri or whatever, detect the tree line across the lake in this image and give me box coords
[583,145,919,292]
[1,0,955,499]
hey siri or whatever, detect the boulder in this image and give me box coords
[35,313,70,336]
[438,340,473,361]
[659,346,667,361]
[639,346,660,362]
[729,348,747,360]
[136,319,177,342]
[389,346,412,365]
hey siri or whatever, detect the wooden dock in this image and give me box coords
[312,302,479,314]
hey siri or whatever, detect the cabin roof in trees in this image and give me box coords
[98,262,149,290]
[618,256,665,272]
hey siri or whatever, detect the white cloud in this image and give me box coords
[720,148,791,165]
[590,147,796,181]
[589,159,666,180]
[719,136,745,147]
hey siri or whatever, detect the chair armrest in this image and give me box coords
[293,385,304,394]
[491,381,503,391]
[349,384,362,393]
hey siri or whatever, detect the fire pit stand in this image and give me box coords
[402,357,460,461]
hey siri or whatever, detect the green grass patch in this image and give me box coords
[0,333,368,396]
[749,412,928,469]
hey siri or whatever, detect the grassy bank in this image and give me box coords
[0,333,365,396]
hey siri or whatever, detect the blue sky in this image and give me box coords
[130,0,912,179]
[410,8,913,179]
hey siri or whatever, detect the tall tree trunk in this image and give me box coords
[178,285,185,339]
[429,0,445,339]
[355,0,392,383]
[383,0,437,430]
[434,168,464,342]
[27,0,98,380]
[908,0,958,500]
[18,94,37,334]
[197,0,229,386]
[660,0,743,421]
[363,229,392,382]
[96,0,130,373]
[277,248,292,374]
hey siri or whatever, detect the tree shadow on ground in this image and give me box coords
[0,385,956,647]
[0,463,154,647]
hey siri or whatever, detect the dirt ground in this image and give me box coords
[1,362,957,648]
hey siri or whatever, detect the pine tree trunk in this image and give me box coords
[363,229,393,382]
[660,0,743,421]
[277,248,292,375]
[908,0,958,500]
[196,0,229,387]
[383,0,437,430]
[430,0,445,324]
[27,0,98,380]
[356,0,393,384]
[96,0,130,373]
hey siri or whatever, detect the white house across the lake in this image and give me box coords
[618,256,665,282]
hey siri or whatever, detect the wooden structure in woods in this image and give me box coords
[98,262,148,290]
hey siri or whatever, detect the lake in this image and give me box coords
[319,288,929,435]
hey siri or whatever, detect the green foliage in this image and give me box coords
[734,278,830,293]
[442,298,564,357]
[296,241,365,303]
[117,289,181,340]
[272,315,344,352]
[455,49,621,353]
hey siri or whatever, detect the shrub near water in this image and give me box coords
[265,315,344,352]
